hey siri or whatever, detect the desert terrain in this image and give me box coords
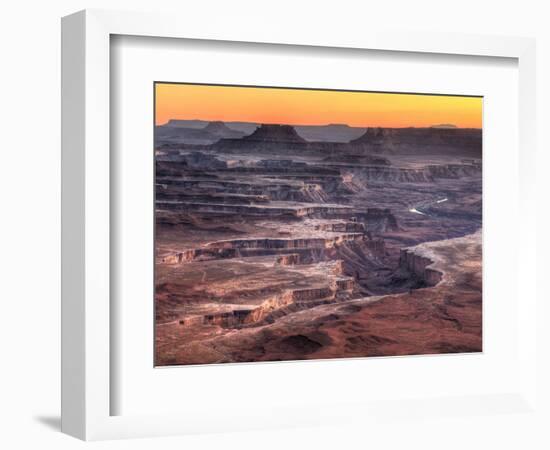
[154,121,482,365]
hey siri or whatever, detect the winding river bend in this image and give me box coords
[409,197,448,215]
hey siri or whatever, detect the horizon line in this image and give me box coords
[157,118,482,130]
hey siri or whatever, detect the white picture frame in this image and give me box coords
[61,9,538,441]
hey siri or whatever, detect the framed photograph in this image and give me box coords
[62,9,538,441]
[152,82,484,367]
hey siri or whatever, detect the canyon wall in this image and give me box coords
[399,249,443,286]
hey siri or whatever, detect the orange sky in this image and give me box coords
[155,83,482,128]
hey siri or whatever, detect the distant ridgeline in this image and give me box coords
[155,120,482,158]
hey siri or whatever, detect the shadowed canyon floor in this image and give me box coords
[155,123,482,365]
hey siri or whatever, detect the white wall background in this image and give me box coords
[0,1,547,449]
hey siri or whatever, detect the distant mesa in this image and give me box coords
[295,123,366,143]
[164,119,207,129]
[158,120,367,143]
[206,123,328,155]
[155,120,481,158]
[348,126,481,156]
[431,123,458,129]
[242,124,308,144]
[191,123,390,165]
[156,120,245,144]
[204,121,234,133]
[163,119,258,134]
[203,121,245,138]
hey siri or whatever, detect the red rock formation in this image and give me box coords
[399,249,443,286]
[155,232,481,365]
[275,253,301,265]
[242,124,308,144]
[154,118,483,366]
[349,127,482,157]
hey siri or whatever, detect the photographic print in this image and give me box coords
[154,83,482,366]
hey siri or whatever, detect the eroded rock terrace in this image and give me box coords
[155,124,483,365]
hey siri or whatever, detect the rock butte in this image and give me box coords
[155,122,482,365]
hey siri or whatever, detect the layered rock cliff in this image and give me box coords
[399,249,442,286]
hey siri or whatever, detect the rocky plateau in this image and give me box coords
[155,122,483,365]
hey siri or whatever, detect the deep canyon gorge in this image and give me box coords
[154,121,482,365]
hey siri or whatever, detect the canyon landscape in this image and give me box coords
[154,84,482,366]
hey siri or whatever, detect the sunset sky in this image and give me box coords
[155,83,482,128]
